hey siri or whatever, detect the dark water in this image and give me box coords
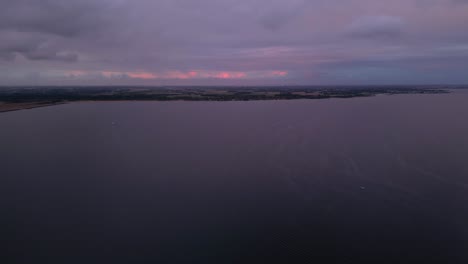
[2,91,468,263]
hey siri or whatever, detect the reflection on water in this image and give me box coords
[1,91,468,263]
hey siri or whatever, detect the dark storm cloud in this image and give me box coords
[348,16,405,38]
[0,0,110,37]
[0,0,117,63]
[0,0,467,85]
[0,31,79,62]
[256,0,307,30]
[22,50,78,62]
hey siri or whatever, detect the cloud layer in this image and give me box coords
[1,0,468,85]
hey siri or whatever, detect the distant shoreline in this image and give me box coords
[0,101,66,113]
[0,86,451,113]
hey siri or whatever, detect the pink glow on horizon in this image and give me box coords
[272,71,288,77]
[162,70,248,79]
[100,71,158,79]
[66,70,288,80]
[163,71,199,79]
[101,71,123,78]
[213,72,247,79]
[126,72,158,79]
[65,70,87,77]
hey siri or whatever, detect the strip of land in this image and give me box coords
[0,101,65,113]
[0,86,452,113]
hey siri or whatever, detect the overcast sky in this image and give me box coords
[1,0,468,85]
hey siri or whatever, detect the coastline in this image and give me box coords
[0,101,66,113]
[0,86,451,113]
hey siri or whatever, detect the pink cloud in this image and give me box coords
[212,72,247,79]
[272,71,288,77]
[101,71,124,78]
[64,70,87,77]
[126,72,158,79]
[163,71,199,79]
[101,71,158,79]
[64,70,288,80]
[159,70,248,79]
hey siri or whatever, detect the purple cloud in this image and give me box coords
[0,0,467,85]
[348,16,405,38]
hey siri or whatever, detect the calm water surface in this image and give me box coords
[1,91,468,263]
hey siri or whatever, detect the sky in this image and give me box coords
[0,0,468,85]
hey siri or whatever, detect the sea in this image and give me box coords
[1,90,468,263]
